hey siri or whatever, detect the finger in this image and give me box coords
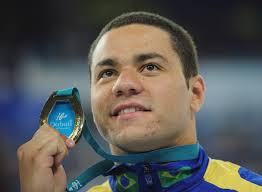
[37,139,68,168]
[43,127,76,150]
[33,123,52,137]
[32,127,62,152]
[65,138,75,149]
[54,165,67,192]
[54,139,69,166]
[47,124,75,149]
[43,124,76,149]
[31,123,75,162]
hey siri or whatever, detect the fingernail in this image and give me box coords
[66,139,75,148]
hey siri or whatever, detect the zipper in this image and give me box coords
[143,164,153,186]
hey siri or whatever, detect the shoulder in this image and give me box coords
[203,158,262,191]
[87,180,112,192]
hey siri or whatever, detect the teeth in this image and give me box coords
[118,107,141,115]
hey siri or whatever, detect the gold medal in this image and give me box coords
[39,88,85,143]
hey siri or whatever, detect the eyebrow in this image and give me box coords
[95,58,118,69]
[94,52,167,69]
[134,52,167,63]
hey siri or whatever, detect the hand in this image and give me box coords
[17,123,75,192]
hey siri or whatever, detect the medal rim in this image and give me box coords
[40,91,84,143]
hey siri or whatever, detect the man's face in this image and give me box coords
[90,24,194,152]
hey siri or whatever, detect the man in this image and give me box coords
[17,12,262,192]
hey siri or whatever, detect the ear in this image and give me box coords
[189,75,206,112]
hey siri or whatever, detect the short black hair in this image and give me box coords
[88,11,199,85]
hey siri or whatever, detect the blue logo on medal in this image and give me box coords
[48,102,75,137]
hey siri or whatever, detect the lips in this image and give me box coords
[111,102,151,117]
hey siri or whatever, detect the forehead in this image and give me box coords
[92,24,176,68]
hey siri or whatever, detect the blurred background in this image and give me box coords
[0,0,262,191]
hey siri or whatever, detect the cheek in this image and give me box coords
[152,79,189,117]
[91,85,109,108]
[91,90,110,138]
[91,88,109,123]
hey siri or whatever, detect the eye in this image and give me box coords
[98,69,116,79]
[141,63,159,72]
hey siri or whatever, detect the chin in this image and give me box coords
[108,122,166,152]
[112,134,163,153]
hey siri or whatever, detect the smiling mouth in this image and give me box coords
[111,104,152,117]
[115,107,151,116]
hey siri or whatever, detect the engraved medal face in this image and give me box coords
[48,102,75,138]
[40,91,84,143]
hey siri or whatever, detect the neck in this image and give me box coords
[110,125,197,156]
[110,141,197,156]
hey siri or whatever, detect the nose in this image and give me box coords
[112,70,144,97]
